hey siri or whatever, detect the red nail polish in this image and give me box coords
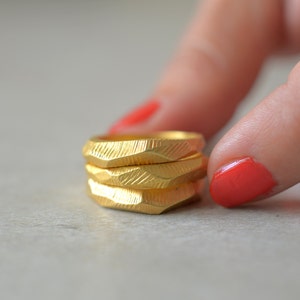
[109,100,160,134]
[210,157,276,207]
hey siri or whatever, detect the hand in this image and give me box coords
[109,0,300,207]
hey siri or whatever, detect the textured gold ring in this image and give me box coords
[82,131,205,168]
[86,154,207,189]
[87,178,204,214]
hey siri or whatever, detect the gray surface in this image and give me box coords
[1,1,300,299]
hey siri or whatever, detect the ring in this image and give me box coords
[82,131,205,168]
[87,178,204,214]
[85,154,207,189]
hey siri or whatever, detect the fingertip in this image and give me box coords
[208,58,300,207]
[209,157,277,207]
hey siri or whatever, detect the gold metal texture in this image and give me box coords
[85,154,208,189]
[82,131,205,168]
[87,178,204,214]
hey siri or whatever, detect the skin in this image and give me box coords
[110,0,300,204]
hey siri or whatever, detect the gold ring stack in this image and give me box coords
[82,131,208,214]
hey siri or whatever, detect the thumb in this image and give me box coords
[109,0,281,138]
[209,61,300,207]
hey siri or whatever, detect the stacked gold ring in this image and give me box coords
[82,131,208,214]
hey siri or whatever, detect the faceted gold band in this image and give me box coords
[82,131,205,168]
[85,154,208,189]
[87,178,204,214]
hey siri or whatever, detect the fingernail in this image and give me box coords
[210,157,276,207]
[109,99,160,134]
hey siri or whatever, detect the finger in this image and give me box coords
[282,0,300,53]
[209,61,300,207]
[109,0,283,137]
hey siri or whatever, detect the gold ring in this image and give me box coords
[87,178,204,214]
[82,131,205,168]
[85,154,207,189]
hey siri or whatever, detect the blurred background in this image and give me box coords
[1,1,300,299]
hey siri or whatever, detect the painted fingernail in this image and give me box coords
[109,99,160,134]
[210,157,276,207]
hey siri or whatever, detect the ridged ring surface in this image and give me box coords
[87,178,204,214]
[85,154,207,189]
[82,131,205,168]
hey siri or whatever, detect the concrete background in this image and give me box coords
[1,1,300,299]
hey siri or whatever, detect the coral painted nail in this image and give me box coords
[210,157,276,207]
[109,100,160,134]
